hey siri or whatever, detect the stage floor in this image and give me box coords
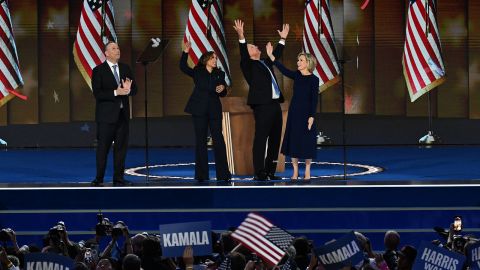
[1,146,480,253]
[1,145,480,187]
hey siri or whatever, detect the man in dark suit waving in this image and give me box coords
[233,20,289,180]
[91,41,137,186]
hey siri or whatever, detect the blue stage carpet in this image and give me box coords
[1,146,480,185]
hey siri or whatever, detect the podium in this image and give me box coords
[220,97,289,175]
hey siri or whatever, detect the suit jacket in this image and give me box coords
[239,41,285,105]
[179,52,227,118]
[92,61,137,123]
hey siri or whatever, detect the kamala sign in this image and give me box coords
[160,221,212,257]
[315,231,364,270]
[24,253,74,270]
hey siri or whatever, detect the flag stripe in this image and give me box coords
[303,0,340,92]
[183,0,231,85]
[402,0,445,102]
[231,213,293,266]
[73,0,116,89]
[0,0,24,107]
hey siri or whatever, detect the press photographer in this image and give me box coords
[41,221,80,259]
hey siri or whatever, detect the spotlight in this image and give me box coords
[206,135,213,148]
[317,132,332,145]
[419,131,441,145]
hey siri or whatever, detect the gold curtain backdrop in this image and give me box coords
[1,0,479,126]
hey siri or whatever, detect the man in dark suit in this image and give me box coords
[91,41,137,187]
[233,19,289,180]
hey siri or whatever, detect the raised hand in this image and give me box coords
[183,39,191,53]
[233,19,245,40]
[277,23,290,39]
[266,42,275,61]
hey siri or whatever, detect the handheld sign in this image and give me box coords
[413,242,466,270]
[24,253,74,270]
[465,240,480,270]
[160,221,212,257]
[315,231,364,270]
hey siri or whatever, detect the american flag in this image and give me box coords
[73,0,117,89]
[303,0,340,93]
[183,0,231,85]
[0,0,24,108]
[403,0,445,102]
[231,213,295,266]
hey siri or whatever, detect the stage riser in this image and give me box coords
[0,186,478,250]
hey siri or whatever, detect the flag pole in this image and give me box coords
[418,0,439,145]
[206,0,213,39]
[316,0,333,146]
[101,0,106,43]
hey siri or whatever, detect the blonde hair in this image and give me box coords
[297,52,317,73]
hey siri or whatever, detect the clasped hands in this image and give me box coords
[116,78,133,96]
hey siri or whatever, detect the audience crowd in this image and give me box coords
[0,217,477,270]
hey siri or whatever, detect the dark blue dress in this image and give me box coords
[273,60,319,159]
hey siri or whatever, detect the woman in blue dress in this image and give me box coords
[266,43,318,180]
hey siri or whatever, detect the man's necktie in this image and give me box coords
[113,65,123,108]
[260,60,280,97]
[112,65,120,86]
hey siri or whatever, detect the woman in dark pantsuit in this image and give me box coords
[179,40,231,181]
[267,43,319,180]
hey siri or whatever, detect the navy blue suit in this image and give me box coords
[239,41,285,177]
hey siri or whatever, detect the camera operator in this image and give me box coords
[42,222,80,259]
[447,216,464,253]
[100,221,132,262]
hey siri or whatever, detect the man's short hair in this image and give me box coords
[104,41,117,52]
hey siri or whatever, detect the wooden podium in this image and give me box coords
[220,97,289,175]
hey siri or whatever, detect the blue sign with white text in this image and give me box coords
[413,242,466,270]
[159,221,212,257]
[466,240,480,270]
[315,231,364,270]
[24,253,74,270]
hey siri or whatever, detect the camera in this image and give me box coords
[111,221,126,238]
[84,248,93,264]
[48,224,65,241]
[0,228,13,242]
[95,213,112,236]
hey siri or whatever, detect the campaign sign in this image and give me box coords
[466,240,480,270]
[24,252,74,270]
[413,242,466,270]
[315,231,364,270]
[160,221,212,257]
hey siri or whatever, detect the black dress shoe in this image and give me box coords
[91,179,104,187]
[267,174,281,180]
[113,179,133,186]
[253,174,268,181]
